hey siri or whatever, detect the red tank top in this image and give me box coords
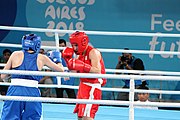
[78,46,107,86]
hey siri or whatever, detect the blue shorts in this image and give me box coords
[1,86,42,120]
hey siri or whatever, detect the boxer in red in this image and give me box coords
[62,31,107,120]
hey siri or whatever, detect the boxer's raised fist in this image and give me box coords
[47,50,62,63]
[62,47,74,62]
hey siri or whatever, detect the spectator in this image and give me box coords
[115,48,146,101]
[134,85,158,110]
[0,49,12,63]
[39,48,45,54]
[0,49,12,95]
[53,39,76,98]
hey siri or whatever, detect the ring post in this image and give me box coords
[129,78,135,120]
[55,32,61,87]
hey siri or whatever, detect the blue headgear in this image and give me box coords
[22,34,41,53]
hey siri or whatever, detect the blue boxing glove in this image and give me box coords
[47,50,62,63]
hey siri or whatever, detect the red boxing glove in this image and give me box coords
[67,58,91,73]
[62,47,74,62]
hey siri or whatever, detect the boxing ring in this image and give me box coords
[0,102,178,120]
[0,25,180,120]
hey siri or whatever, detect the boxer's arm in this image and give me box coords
[90,49,107,86]
[88,49,102,73]
[67,59,91,73]
[1,52,15,79]
[66,49,101,73]
[43,55,64,72]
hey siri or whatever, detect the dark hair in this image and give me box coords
[137,85,149,90]
[59,39,66,46]
[3,49,12,55]
[124,48,129,50]
[122,48,131,55]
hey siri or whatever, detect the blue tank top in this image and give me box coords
[11,50,42,82]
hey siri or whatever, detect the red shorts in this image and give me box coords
[73,82,102,118]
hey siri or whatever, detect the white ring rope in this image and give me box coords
[0,82,180,95]
[1,43,180,55]
[1,63,180,76]
[1,70,180,81]
[1,81,180,95]
[1,70,180,95]
[1,25,180,37]
[106,69,180,76]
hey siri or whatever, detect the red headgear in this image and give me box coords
[69,31,89,55]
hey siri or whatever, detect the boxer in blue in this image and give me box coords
[1,34,64,120]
